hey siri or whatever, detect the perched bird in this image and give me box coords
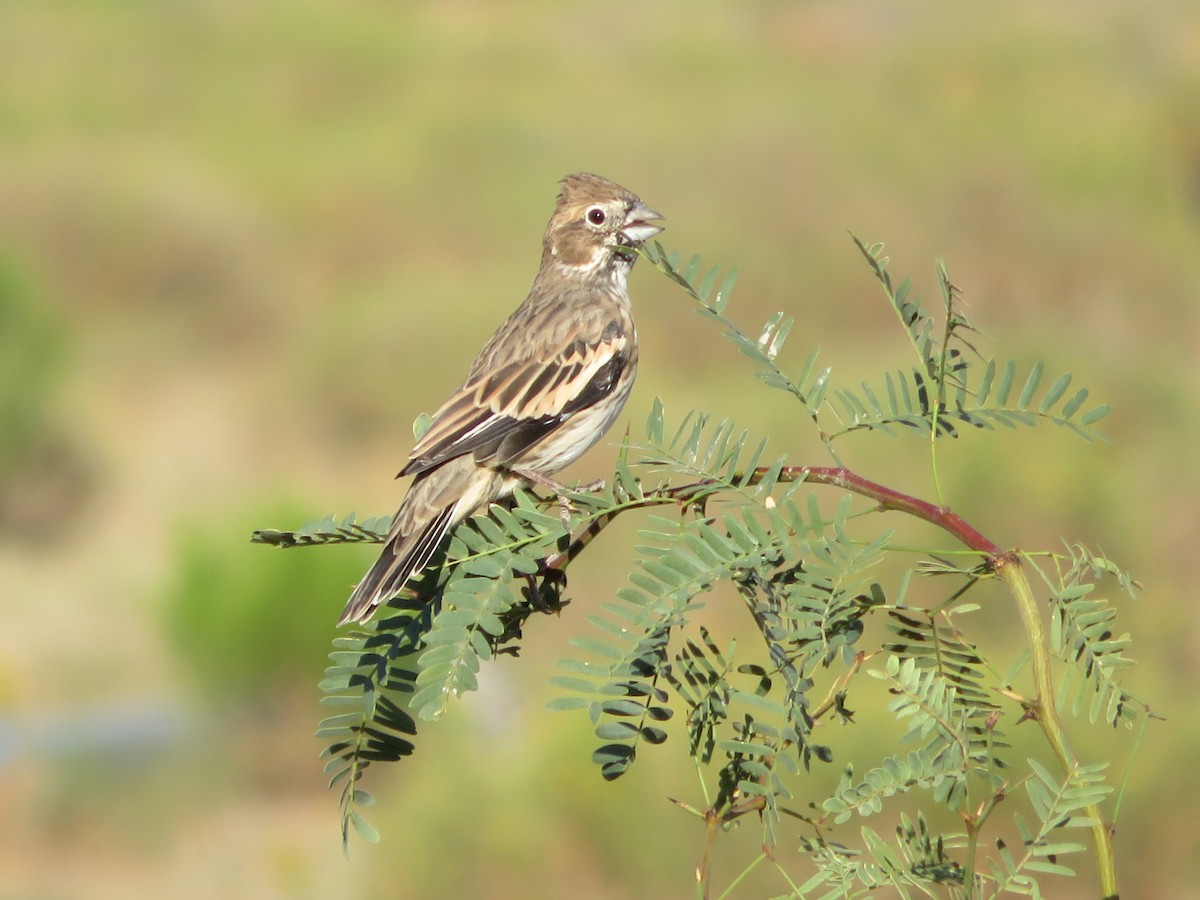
[339,173,664,625]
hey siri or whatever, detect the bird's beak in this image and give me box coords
[619,202,665,245]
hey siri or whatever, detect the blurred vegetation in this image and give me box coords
[164,501,373,702]
[0,249,88,542]
[1,1,1197,898]
[0,252,63,467]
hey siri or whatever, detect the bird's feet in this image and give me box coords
[511,469,606,525]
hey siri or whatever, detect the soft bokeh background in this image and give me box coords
[2,1,1198,897]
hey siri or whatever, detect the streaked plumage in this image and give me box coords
[339,173,663,625]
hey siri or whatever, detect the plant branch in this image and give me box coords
[542,462,1117,897]
[544,464,1002,575]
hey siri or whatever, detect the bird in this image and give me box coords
[339,173,664,626]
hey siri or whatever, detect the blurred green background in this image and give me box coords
[1,1,1198,897]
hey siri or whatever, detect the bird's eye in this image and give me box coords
[586,207,606,226]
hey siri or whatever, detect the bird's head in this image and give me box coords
[542,173,664,279]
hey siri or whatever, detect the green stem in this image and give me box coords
[995,557,1118,899]
[962,817,981,897]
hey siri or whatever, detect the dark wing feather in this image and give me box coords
[485,350,628,466]
[400,325,629,478]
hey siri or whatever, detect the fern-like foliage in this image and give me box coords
[252,236,1141,899]
[312,490,575,847]
[639,242,830,426]
[986,760,1111,896]
[251,512,391,547]
[826,653,994,820]
[1038,542,1139,727]
[840,238,1109,443]
[813,755,1113,898]
[853,235,978,386]
[318,615,420,849]
[797,818,965,895]
[825,357,1112,442]
[639,240,1111,458]
[554,402,900,846]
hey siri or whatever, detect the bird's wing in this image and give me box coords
[400,317,630,477]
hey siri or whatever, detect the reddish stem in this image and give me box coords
[786,466,1004,557]
[546,463,1007,574]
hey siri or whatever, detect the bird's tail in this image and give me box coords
[338,504,456,626]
